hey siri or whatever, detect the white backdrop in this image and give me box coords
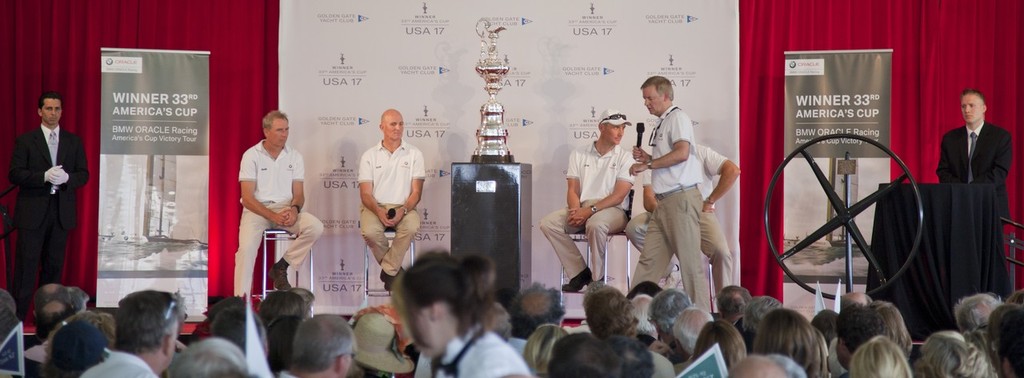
[279,0,739,315]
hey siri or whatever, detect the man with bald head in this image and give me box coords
[359,109,425,291]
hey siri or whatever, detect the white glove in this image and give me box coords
[53,168,70,185]
[44,166,61,184]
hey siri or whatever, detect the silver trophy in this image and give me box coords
[472,19,513,163]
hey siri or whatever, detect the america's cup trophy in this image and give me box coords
[472,19,513,163]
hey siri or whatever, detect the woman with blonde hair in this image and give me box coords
[522,324,568,377]
[867,301,912,356]
[691,320,746,369]
[913,330,996,378]
[849,336,911,378]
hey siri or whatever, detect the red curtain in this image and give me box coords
[0,0,279,299]
[1,0,1021,301]
[739,0,1024,296]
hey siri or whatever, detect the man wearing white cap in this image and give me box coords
[540,109,634,292]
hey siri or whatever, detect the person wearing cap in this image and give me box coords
[625,144,739,292]
[235,110,325,295]
[629,75,710,311]
[540,109,634,292]
[359,109,425,292]
[42,320,109,377]
[353,312,415,375]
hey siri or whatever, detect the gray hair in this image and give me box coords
[649,289,692,334]
[742,296,782,332]
[672,307,713,354]
[954,293,1001,332]
[115,290,186,354]
[630,294,657,338]
[291,315,355,373]
[169,338,248,378]
[716,286,751,319]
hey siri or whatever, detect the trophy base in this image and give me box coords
[471,154,515,163]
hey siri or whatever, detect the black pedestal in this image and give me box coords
[451,163,532,291]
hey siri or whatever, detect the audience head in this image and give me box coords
[849,336,911,378]
[584,286,637,339]
[630,294,657,340]
[65,286,90,313]
[211,306,267,354]
[287,287,316,317]
[998,307,1024,378]
[867,301,911,357]
[43,320,108,377]
[672,307,713,356]
[523,324,568,377]
[290,315,355,376]
[169,337,248,378]
[267,315,303,373]
[548,333,621,378]
[839,292,872,310]
[717,285,752,322]
[914,330,996,378]
[62,310,117,345]
[115,290,186,373]
[509,283,565,339]
[731,354,808,378]
[988,303,1022,353]
[742,296,782,333]
[606,335,654,378]
[1006,289,1024,305]
[393,252,495,358]
[36,299,76,342]
[352,312,414,374]
[753,308,827,378]
[693,319,747,369]
[953,292,1001,332]
[0,289,16,315]
[34,283,71,312]
[810,310,838,345]
[626,281,663,300]
[259,290,309,324]
[836,305,885,370]
[649,288,692,338]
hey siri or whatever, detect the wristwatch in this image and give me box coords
[590,205,598,213]
[646,161,653,169]
[292,204,302,213]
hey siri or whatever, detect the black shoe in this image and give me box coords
[380,268,404,292]
[561,267,593,293]
[270,265,292,291]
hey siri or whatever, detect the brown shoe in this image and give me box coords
[270,265,292,291]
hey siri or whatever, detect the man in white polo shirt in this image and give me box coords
[626,144,739,292]
[540,109,634,292]
[629,75,710,311]
[234,110,324,296]
[359,109,425,291]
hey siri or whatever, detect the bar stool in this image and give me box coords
[364,227,416,298]
[561,190,635,292]
[260,229,313,299]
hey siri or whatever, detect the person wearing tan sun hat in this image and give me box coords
[352,312,415,375]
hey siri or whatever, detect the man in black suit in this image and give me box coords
[8,91,89,319]
[936,88,1012,219]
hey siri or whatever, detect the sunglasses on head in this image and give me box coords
[602,113,627,123]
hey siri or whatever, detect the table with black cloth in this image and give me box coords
[868,183,1010,340]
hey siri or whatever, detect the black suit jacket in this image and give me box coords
[8,127,89,230]
[936,122,1012,218]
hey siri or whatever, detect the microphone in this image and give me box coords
[387,208,396,219]
[635,122,645,148]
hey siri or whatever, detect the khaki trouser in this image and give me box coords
[625,211,734,293]
[234,202,324,296]
[631,187,710,311]
[360,204,420,276]
[540,200,628,280]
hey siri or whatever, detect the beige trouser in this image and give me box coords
[625,211,734,292]
[360,204,420,276]
[234,202,324,296]
[631,187,710,311]
[540,200,628,280]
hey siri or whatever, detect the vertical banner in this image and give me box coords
[98,49,210,318]
[782,50,892,313]
[280,0,739,315]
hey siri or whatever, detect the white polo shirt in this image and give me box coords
[358,141,426,205]
[649,106,702,194]
[642,144,730,200]
[238,141,304,204]
[567,143,634,209]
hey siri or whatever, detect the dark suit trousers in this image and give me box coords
[13,195,68,319]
